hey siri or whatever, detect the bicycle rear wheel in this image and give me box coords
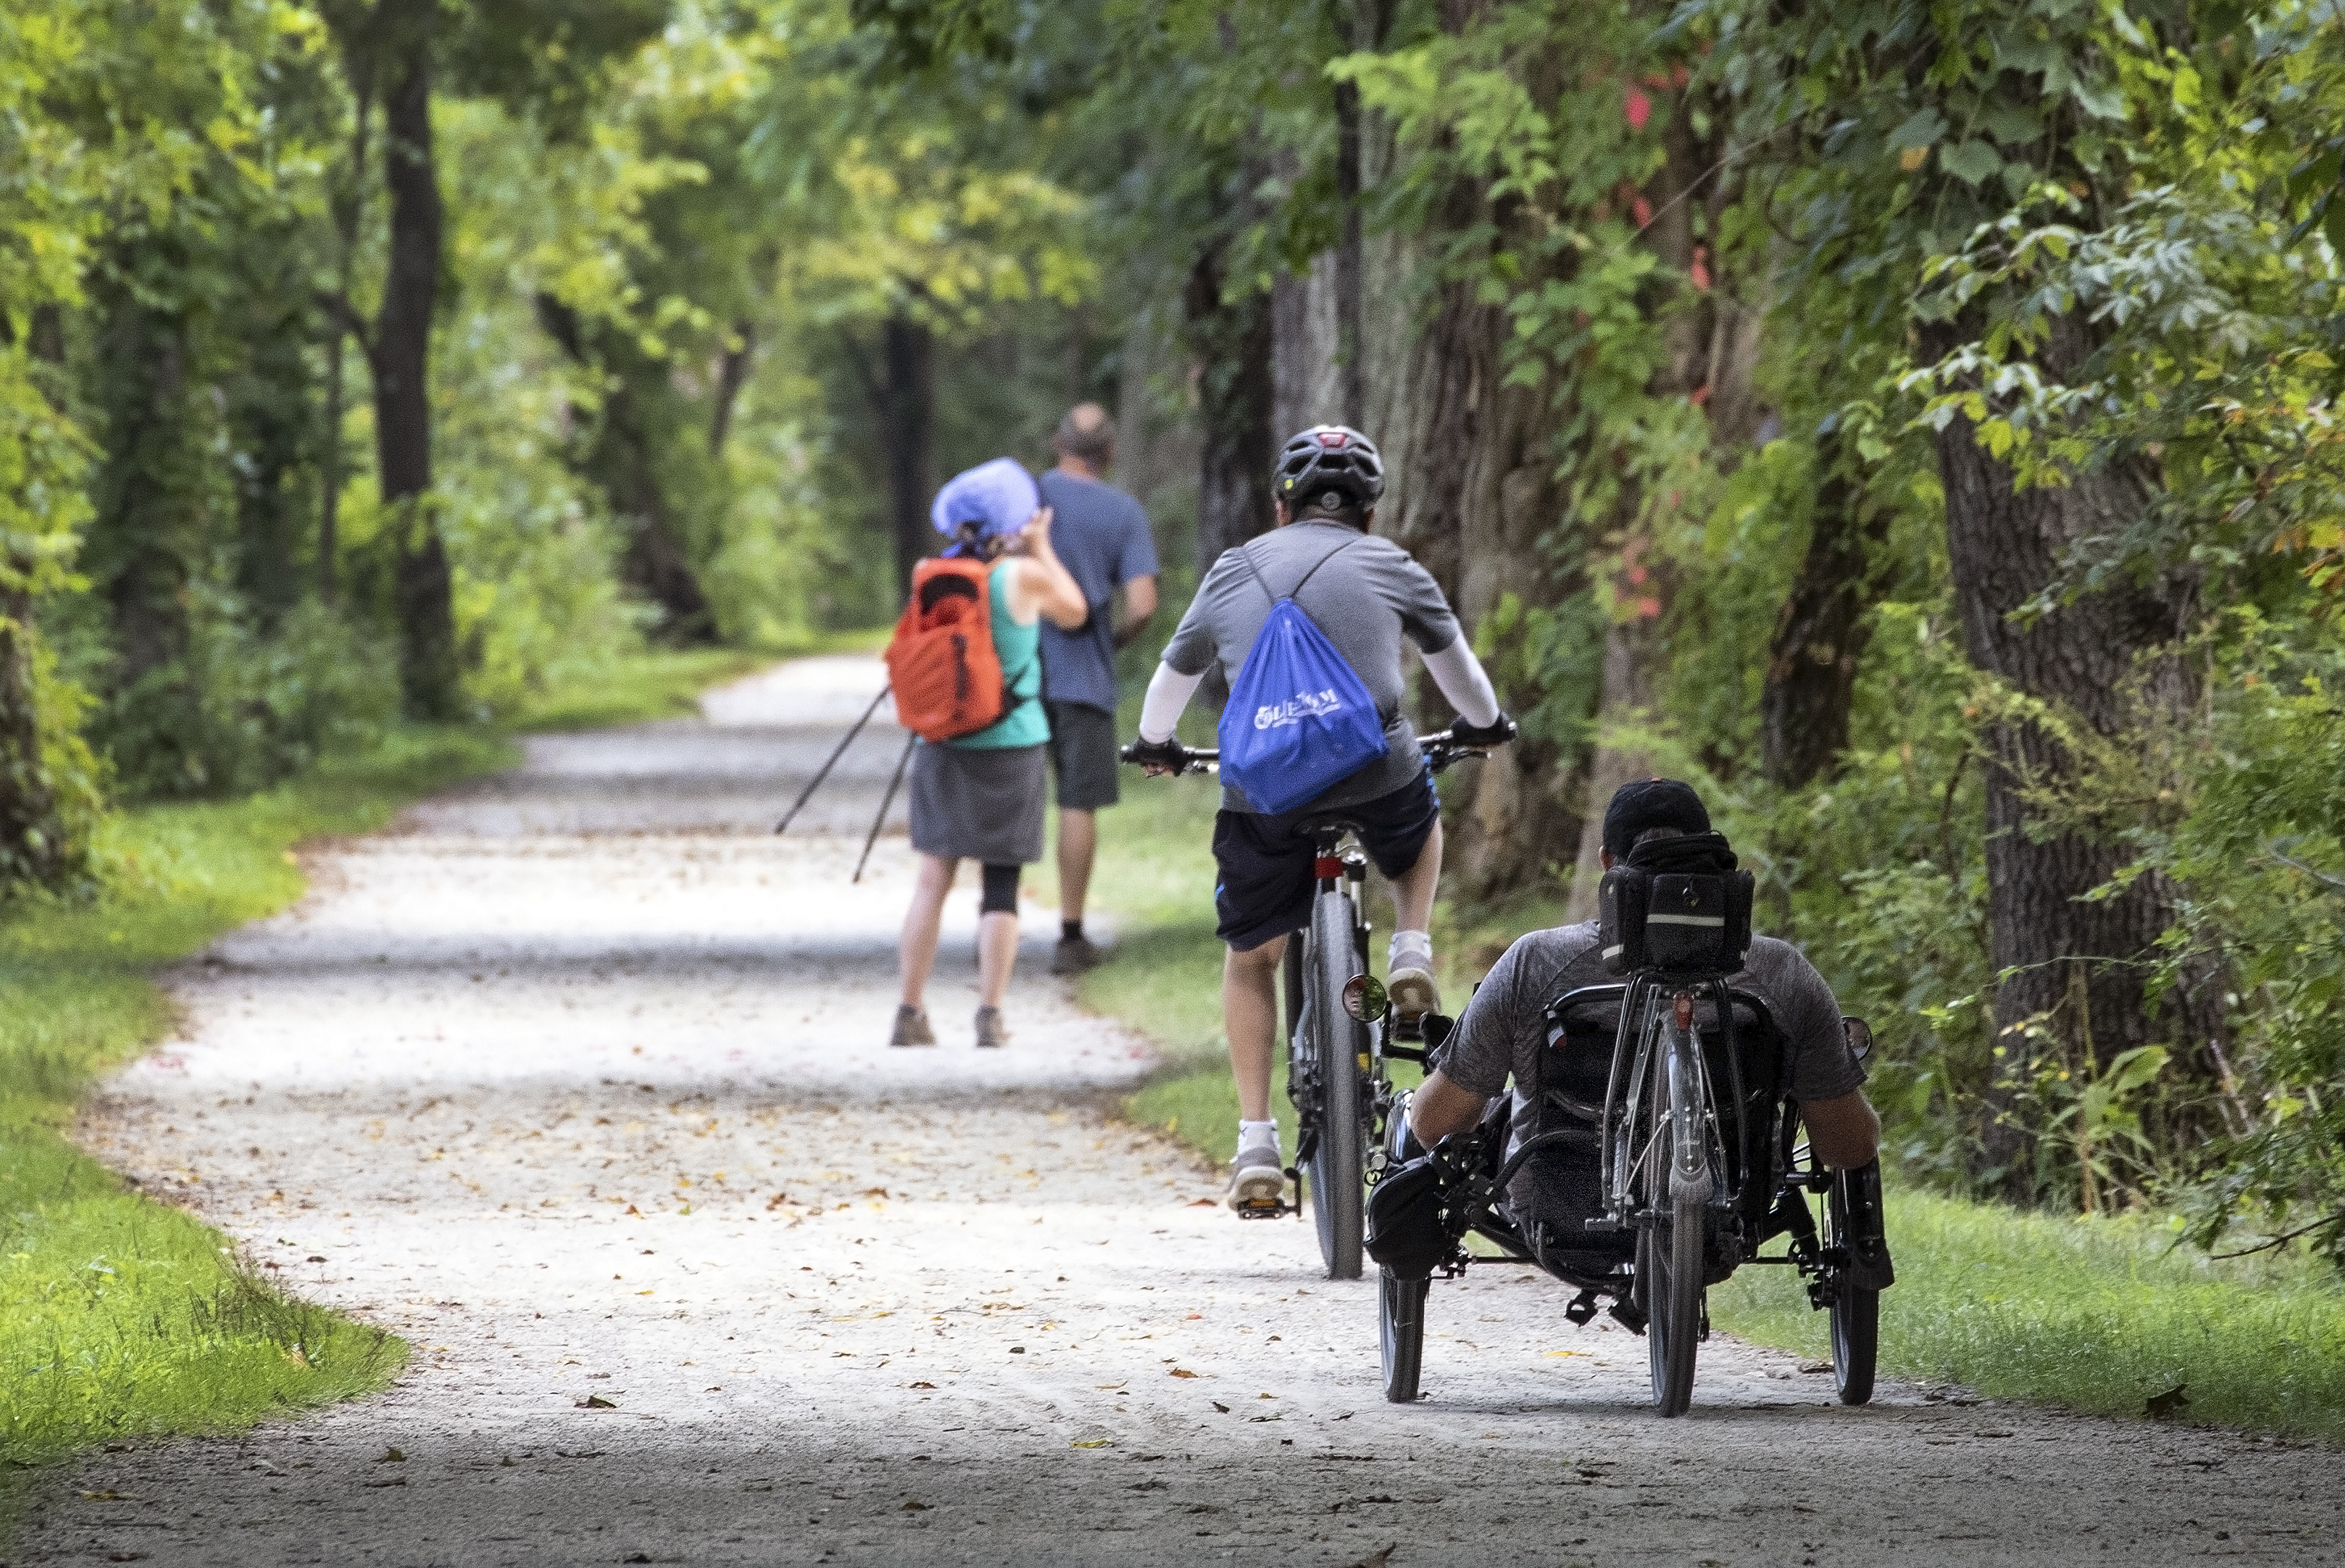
[1303,889,1367,1280]
[1378,1268,1427,1401]
[1824,1170,1880,1406]
[1641,1027,1707,1417]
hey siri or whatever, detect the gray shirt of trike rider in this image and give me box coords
[1432,921,1868,1207]
[1159,519,1463,814]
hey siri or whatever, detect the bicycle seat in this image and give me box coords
[1290,812,1366,843]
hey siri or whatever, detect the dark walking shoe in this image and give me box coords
[974,1006,1009,1049]
[1051,934,1103,976]
[889,1006,935,1047]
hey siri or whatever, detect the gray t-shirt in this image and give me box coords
[1433,921,1866,1206]
[1161,520,1462,814]
[1036,469,1157,712]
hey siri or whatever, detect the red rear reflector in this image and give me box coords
[1314,856,1344,879]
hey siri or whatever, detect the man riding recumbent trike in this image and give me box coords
[1361,779,1896,1416]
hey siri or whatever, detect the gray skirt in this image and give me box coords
[908,741,1047,865]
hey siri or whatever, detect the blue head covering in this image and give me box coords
[931,457,1040,550]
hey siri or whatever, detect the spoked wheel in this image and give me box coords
[1301,891,1367,1280]
[1823,1170,1879,1406]
[1378,1268,1428,1401]
[1639,1028,1708,1417]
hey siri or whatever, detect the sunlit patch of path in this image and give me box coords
[18,658,2344,1567]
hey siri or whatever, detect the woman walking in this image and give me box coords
[893,459,1088,1049]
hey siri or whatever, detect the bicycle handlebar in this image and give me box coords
[1119,729,1506,779]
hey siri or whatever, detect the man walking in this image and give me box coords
[1036,403,1159,976]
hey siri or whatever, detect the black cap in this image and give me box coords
[1602,778,1710,859]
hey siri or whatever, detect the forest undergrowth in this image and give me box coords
[1086,766,2345,1446]
[0,650,776,1480]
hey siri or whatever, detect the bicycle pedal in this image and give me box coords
[1233,1199,1292,1221]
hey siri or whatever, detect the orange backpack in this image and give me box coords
[885,558,1026,742]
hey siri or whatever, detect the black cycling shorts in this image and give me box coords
[1212,768,1440,953]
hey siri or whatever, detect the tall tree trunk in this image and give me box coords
[880,314,937,593]
[373,7,458,719]
[708,320,755,456]
[1928,311,2219,1200]
[1361,1,1582,908]
[1760,433,1884,789]
[319,63,373,609]
[1185,239,1275,574]
[0,305,79,888]
[536,295,717,642]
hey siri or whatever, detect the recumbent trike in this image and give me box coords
[1357,852,1893,1417]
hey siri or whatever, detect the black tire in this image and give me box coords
[1641,1029,1707,1417]
[1379,1267,1427,1401]
[1824,1172,1880,1406]
[1302,889,1367,1280]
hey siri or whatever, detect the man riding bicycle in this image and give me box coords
[1404,777,1893,1288]
[1128,425,1514,1211]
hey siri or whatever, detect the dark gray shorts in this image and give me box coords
[1045,700,1120,811]
[909,741,1047,864]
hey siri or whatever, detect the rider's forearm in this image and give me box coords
[1421,639,1502,729]
[1137,663,1203,744]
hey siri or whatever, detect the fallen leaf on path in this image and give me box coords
[1070,1440,1112,1449]
[863,1187,889,1198]
[1167,1368,1198,1378]
[1544,1349,1585,1358]
[907,1381,936,1390]
[900,1500,931,1511]
[1348,1546,1396,1568]
[577,1395,618,1409]
[1797,1360,1833,1374]
[1188,1199,1215,1207]
[377,1448,406,1463]
[1211,1401,1230,1413]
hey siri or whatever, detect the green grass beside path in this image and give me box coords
[1081,773,2345,1448]
[0,647,791,1477]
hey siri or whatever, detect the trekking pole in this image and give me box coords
[774,683,891,835]
[852,732,918,883]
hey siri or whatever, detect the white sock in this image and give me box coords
[1237,1119,1280,1160]
[1388,929,1434,973]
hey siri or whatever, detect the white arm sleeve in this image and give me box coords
[1138,662,1205,743]
[1421,639,1502,729]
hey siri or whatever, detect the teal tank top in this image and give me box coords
[948,560,1049,749]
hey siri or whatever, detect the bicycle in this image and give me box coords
[1121,729,1502,1280]
[1367,975,1887,1415]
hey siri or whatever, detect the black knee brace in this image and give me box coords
[979,862,1020,915]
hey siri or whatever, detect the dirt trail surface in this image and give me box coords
[18,655,2342,1567]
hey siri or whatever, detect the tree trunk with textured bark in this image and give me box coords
[879,314,937,594]
[1928,311,2221,1199]
[374,8,459,719]
[535,295,716,642]
[1185,238,1275,575]
[1760,433,1885,789]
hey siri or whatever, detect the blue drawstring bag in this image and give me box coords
[1217,538,1389,816]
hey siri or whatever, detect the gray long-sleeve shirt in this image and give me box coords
[1160,521,1462,814]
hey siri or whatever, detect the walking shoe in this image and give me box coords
[890,1005,935,1047]
[1228,1141,1286,1212]
[974,1006,1009,1049]
[1051,933,1103,976]
[1386,962,1440,1020]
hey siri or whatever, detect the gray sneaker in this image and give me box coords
[974,1006,1009,1049]
[1228,1143,1286,1212]
[1386,962,1440,1021]
[890,1006,935,1047]
[1051,934,1103,976]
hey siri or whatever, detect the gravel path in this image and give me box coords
[14,656,2342,1567]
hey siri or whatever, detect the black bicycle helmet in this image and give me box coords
[1275,425,1384,515]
